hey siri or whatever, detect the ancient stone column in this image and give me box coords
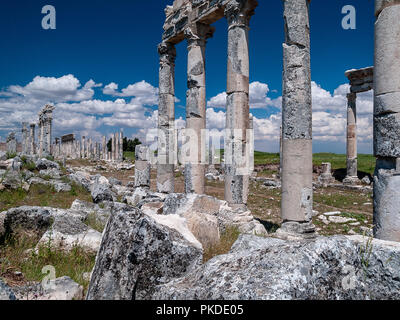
[102,136,106,160]
[157,42,177,193]
[29,124,36,155]
[6,132,17,154]
[119,129,124,161]
[344,92,359,184]
[224,0,257,206]
[21,123,28,154]
[183,23,214,194]
[38,105,55,157]
[373,0,400,242]
[38,121,43,158]
[81,136,86,159]
[135,145,151,188]
[279,0,315,238]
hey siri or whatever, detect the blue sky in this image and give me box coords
[0,0,374,153]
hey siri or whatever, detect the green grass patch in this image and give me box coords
[0,183,92,212]
[123,151,135,162]
[203,226,240,263]
[84,212,106,233]
[0,232,96,294]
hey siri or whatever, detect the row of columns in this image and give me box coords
[157,0,257,209]
[53,132,124,162]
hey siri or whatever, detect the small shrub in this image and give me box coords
[6,152,17,160]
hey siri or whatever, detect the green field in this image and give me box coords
[253,152,376,175]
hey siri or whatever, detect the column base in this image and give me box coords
[274,221,316,241]
[343,176,360,185]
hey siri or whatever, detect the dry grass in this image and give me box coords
[0,231,96,294]
[203,227,240,263]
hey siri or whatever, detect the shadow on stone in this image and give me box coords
[254,218,280,234]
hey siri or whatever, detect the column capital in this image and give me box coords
[184,23,215,48]
[225,0,258,29]
[158,42,176,64]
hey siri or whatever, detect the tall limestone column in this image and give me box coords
[344,92,359,184]
[279,0,315,239]
[157,42,177,193]
[119,129,124,161]
[29,124,36,155]
[111,134,115,161]
[38,121,44,158]
[81,136,86,159]
[183,23,214,194]
[102,136,106,160]
[224,0,257,207]
[21,123,28,154]
[373,0,400,242]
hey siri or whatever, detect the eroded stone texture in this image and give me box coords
[224,0,257,206]
[29,124,36,155]
[184,23,214,195]
[373,159,400,241]
[345,92,358,182]
[373,0,400,241]
[157,42,177,193]
[38,105,55,157]
[135,145,151,188]
[280,0,314,237]
[86,207,202,300]
[6,132,17,154]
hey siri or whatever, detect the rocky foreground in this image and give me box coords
[0,155,399,300]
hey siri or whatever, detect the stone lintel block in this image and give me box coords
[373,167,400,241]
[281,138,313,222]
[375,92,400,115]
[226,92,249,130]
[350,83,373,94]
[186,87,206,118]
[375,0,400,17]
[158,94,175,126]
[374,113,400,157]
[283,0,310,48]
[374,5,400,95]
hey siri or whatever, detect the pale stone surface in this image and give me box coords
[86,207,202,300]
[373,162,400,241]
[153,235,400,300]
[135,145,151,188]
[157,42,176,194]
[184,23,211,196]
